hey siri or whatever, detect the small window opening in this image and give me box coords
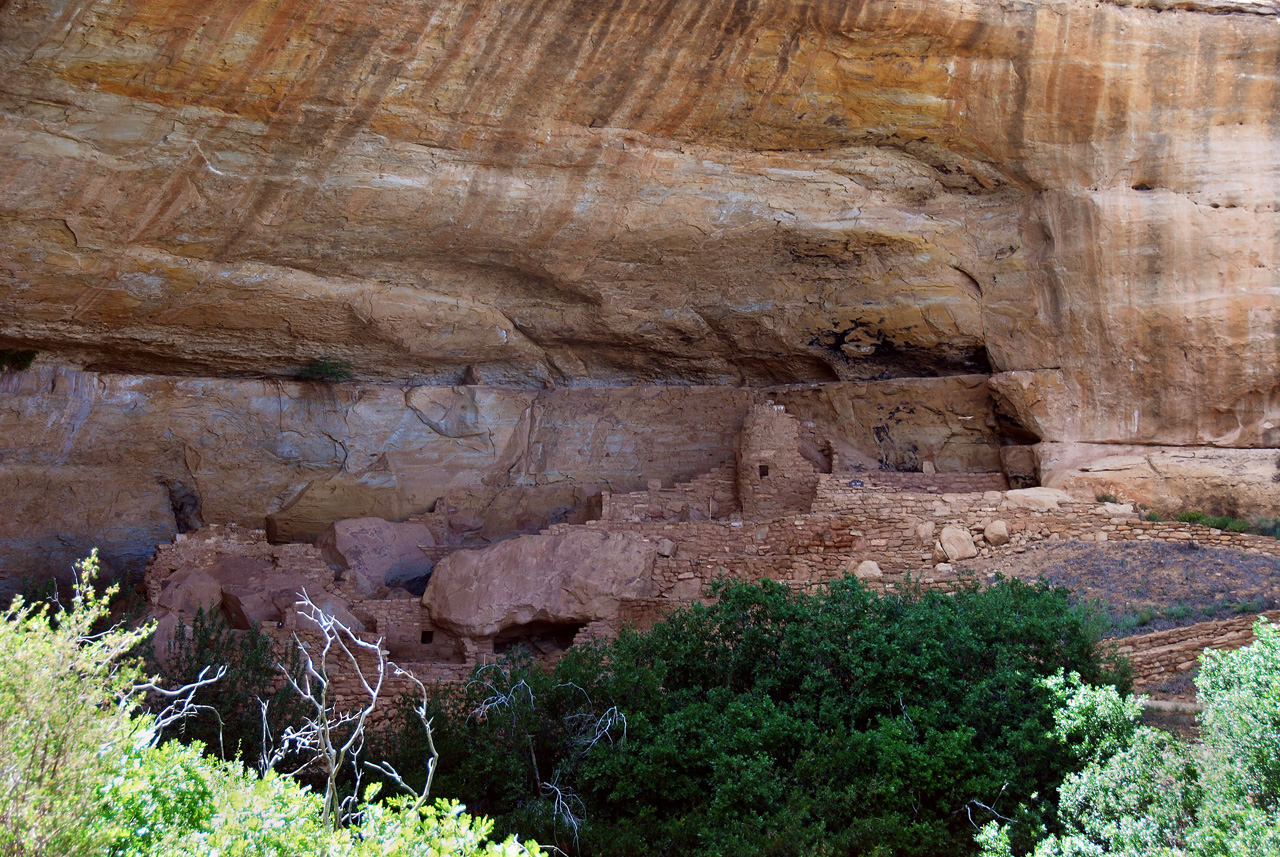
[759,464,770,478]
[420,630,434,644]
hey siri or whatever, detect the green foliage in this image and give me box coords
[0,550,152,857]
[384,576,1127,857]
[0,551,541,857]
[150,607,305,766]
[982,620,1280,856]
[91,741,539,857]
[298,358,355,382]
[1175,510,1273,537]
[1096,493,1119,504]
[1252,518,1280,540]
[0,348,37,372]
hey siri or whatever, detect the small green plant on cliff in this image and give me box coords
[298,358,355,382]
[0,348,37,372]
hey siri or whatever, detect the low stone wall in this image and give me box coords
[853,471,1010,493]
[1114,610,1280,690]
[601,466,738,523]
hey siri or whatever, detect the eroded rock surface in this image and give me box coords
[423,529,657,638]
[1,0,1277,447]
[317,517,435,594]
[0,368,1001,585]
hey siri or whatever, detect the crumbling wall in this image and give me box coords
[1116,610,1280,691]
[736,405,821,521]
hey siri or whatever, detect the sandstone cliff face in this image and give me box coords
[2,0,1277,445]
[0,367,1000,585]
[2,0,1278,583]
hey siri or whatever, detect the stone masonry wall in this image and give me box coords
[601,466,738,523]
[1115,610,1280,691]
[736,405,821,521]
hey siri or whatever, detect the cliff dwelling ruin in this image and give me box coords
[3,0,1280,709]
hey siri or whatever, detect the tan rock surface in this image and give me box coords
[423,529,656,637]
[940,526,978,562]
[1040,443,1280,519]
[2,0,1277,449]
[0,368,999,585]
[317,517,435,594]
[983,520,1010,547]
[854,560,883,580]
[999,488,1074,513]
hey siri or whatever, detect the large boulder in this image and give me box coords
[854,560,883,580]
[155,568,223,617]
[983,520,1011,547]
[423,529,656,637]
[999,488,1074,513]
[317,517,436,594]
[939,526,978,562]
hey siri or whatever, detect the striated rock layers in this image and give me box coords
[0,366,1000,586]
[1,0,1279,581]
[1,0,1277,437]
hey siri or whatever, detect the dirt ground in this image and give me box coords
[954,538,1280,713]
[955,539,1280,638]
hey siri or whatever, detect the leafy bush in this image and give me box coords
[0,551,152,856]
[981,619,1280,856]
[0,348,37,372]
[383,576,1128,857]
[150,608,306,766]
[1174,510,1274,538]
[298,358,355,382]
[0,551,541,857]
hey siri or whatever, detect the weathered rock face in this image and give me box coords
[316,517,435,594]
[423,529,656,638]
[3,0,1279,583]
[0,367,998,586]
[1039,443,1280,519]
[2,0,1277,444]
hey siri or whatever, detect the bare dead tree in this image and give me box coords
[363,665,440,812]
[133,665,228,753]
[465,664,627,850]
[260,590,441,830]
[265,590,387,830]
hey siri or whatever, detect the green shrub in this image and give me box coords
[1253,518,1280,540]
[1173,510,1275,538]
[0,551,151,857]
[384,576,1128,857]
[0,349,37,372]
[1096,493,1119,504]
[980,620,1280,856]
[0,551,541,857]
[298,358,355,382]
[150,608,306,766]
